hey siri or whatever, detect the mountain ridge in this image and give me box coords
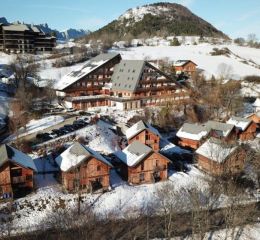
[83,2,227,42]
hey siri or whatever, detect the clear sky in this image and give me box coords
[1,0,260,39]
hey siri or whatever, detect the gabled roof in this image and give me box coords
[3,24,30,32]
[125,120,161,140]
[226,116,252,131]
[114,141,153,167]
[176,123,209,141]
[55,142,113,172]
[253,98,260,107]
[204,121,235,137]
[174,60,197,67]
[111,60,146,92]
[55,53,121,91]
[196,138,237,163]
[0,144,37,171]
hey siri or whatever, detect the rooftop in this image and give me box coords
[196,138,237,163]
[176,123,209,141]
[204,121,235,137]
[226,116,252,131]
[0,144,37,171]
[125,120,161,140]
[55,142,113,172]
[114,141,152,167]
[55,53,121,91]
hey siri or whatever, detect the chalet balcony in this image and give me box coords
[12,175,32,184]
[12,176,26,184]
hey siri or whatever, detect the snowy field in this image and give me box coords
[113,44,260,79]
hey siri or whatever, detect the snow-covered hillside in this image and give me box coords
[113,43,260,79]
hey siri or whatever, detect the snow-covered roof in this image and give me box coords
[253,98,260,107]
[226,116,252,131]
[3,24,30,32]
[196,138,237,163]
[174,60,197,67]
[0,144,37,171]
[159,139,190,155]
[55,53,120,91]
[114,141,152,167]
[55,142,113,172]
[125,120,161,140]
[176,123,209,141]
[204,121,235,137]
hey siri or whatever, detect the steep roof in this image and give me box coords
[3,24,30,32]
[227,116,252,131]
[0,144,37,171]
[114,141,153,167]
[176,123,209,141]
[196,138,237,163]
[111,60,146,92]
[204,121,235,137]
[253,98,260,107]
[55,142,113,172]
[174,60,197,67]
[55,53,121,91]
[125,120,161,140]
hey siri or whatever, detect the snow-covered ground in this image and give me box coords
[113,44,260,79]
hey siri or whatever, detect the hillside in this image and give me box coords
[83,2,227,42]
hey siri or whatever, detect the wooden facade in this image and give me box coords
[237,122,257,141]
[121,152,169,185]
[61,157,111,192]
[63,55,121,97]
[0,161,34,200]
[128,129,160,151]
[0,24,56,54]
[197,149,246,176]
[247,113,260,126]
[174,61,197,76]
[178,137,202,150]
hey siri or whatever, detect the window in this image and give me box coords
[155,160,159,167]
[136,136,139,140]
[97,166,101,171]
[141,162,144,171]
[139,173,145,182]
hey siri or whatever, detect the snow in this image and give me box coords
[253,98,260,107]
[55,59,107,90]
[160,139,190,155]
[227,116,251,131]
[114,141,152,167]
[176,124,209,141]
[4,115,64,142]
[196,138,237,163]
[7,145,37,171]
[55,142,112,172]
[125,120,161,140]
[113,44,260,79]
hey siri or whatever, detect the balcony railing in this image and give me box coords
[12,176,26,184]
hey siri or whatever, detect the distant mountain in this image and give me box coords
[0,17,8,24]
[84,2,227,41]
[36,24,90,41]
[0,17,90,41]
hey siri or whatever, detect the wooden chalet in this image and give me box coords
[203,121,237,143]
[114,141,170,185]
[176,123,209,150]
[247,111,260,127]
[60,57,189,111]
[110,60,189,110]
[55,142,113,192]
[55,52,121,98]
[0,144,37,200]
[173,60,197,76]
[125,120,161,151]
[227,116,257,140]
[196,138,246,176]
